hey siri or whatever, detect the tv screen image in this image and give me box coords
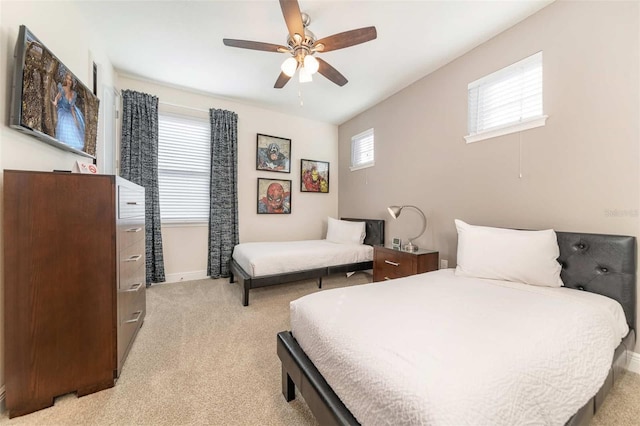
[10,25,99,159]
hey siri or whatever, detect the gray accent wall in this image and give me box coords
[338,1,639,348]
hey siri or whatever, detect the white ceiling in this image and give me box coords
[75,0,553,125]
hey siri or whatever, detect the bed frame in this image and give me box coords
[229,218,385,306]
[277,231,637,426]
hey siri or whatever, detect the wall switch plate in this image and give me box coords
[440,259,449,269]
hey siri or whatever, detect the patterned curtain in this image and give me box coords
[208,109,239,278]
[120,89,166,285]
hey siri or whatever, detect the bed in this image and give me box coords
[229,218,385,306]
[277,224,637,426]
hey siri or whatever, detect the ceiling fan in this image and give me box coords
[223,0,377,88]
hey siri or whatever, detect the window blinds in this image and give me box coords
[158,113,211,222]
[350,128,375,170]
[467,52,544,141]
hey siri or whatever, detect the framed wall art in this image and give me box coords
[257,178,292,214]
[256,133,291,173]
[300,159,329,193]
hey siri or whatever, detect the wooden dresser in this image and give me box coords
[373,245,439,282]
[4,170,146,418]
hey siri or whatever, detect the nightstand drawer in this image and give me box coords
[374,253,414,280]
[373,246,438,282]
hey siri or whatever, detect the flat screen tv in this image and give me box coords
[10,25,99,159]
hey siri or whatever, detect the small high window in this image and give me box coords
[466,51,547,143]
[350,128,374,171]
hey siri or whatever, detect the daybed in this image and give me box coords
[229,218,384,306]
[277,223,636,426]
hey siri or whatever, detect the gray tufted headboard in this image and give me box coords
[557,232,636,331]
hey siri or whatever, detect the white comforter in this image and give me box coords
[290,269,628,426]
[232,240,373,277]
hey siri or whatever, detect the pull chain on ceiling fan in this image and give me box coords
[223,0,377,89]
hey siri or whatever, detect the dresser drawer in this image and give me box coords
[117,219,145,252]
[118,185,145,219]
[120,260,145,292]
[117,287,145,367]
[119,243,145,290]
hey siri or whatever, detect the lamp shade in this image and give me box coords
[281,57,298,77]
[299,66,313,83]
[303,55,319,74]
[387,205,427,251]
[387,205,402,219]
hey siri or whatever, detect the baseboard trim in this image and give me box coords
[164,270,209,284]
[628,351,640,374]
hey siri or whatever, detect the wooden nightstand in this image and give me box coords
[373,246,439,282]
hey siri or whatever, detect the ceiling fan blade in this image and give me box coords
[314,27,377,52]
[316,58,348,87]
[279,0,304,41]
[274,72,292,89]
[223,39,288,53]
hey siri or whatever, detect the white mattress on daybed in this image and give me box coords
[232,240,373,277]
[290,269,628,426]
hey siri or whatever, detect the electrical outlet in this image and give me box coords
[440,259,449,269]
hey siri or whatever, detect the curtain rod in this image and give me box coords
[159,101,209,113]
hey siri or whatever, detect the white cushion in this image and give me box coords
[326,217,366,245]
[454,219,563,287]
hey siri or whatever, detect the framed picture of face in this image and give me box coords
[257,178,292,214]
[256,133,291,173]
[300,159,329,193]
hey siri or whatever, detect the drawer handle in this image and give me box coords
[126,201,139,205]
[126,283,143,292]
[124,254,142,262]
[126,227,143,233]
[384,260,400,267]
[124,310,143,324]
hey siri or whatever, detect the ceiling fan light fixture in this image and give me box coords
[222,0,377,89]
[299,66,313,83]
[281,57,298,77]
[303,55,319,74]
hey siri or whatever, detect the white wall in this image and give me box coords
[338,1,640,350]
[117,75,339,282]
[0,0,117,400]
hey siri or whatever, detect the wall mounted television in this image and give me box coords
[10,25,99,159]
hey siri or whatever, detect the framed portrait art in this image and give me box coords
[300,159,329,193]
[256,133,291,173]
[257,178,292,214]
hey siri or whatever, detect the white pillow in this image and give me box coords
[454,219,563,287]
[326,217,366,245]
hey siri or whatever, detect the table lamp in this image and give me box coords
[387,205,427,252]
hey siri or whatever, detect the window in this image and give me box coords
[350,128,374,171]
[158,113,210,222]
[465,51,547,144]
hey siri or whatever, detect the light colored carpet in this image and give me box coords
[0,273,639,425]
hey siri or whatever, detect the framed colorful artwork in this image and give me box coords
[300,159,329,193]
[256,134,291,173]
[257,178,292,214]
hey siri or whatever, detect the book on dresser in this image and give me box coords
[3,170,146,418]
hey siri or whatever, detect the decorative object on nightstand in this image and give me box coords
[387,205,427,252]
[373,246,438,282]
[391,237,402,250]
